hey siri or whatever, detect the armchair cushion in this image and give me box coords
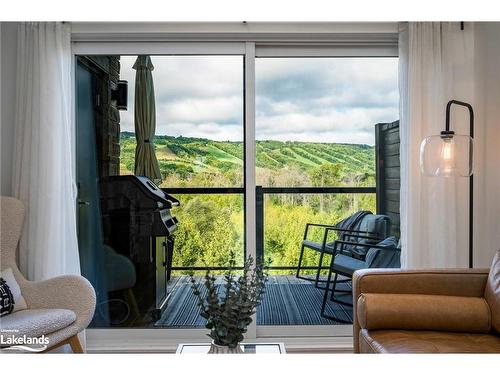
[357,293,491,333]
[0,308,76,338]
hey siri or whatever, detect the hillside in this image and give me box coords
[118,131,376,274]
[119,131,375,186]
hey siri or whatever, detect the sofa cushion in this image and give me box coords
[359,329,500,353]
[484,250,500,334]
[0,308,76,338]
[357,293,491,333]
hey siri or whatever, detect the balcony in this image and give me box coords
[148,186,373,327]
[156,274,353,327]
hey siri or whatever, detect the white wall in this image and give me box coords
[473,22,500,267]
[0,22,18,196]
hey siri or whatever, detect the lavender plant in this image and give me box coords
[189,253,267,348]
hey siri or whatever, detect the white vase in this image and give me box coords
[208,341,244,354]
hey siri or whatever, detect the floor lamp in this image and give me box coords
[420,100,474,268]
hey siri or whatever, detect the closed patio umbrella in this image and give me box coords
[133,55,162,184]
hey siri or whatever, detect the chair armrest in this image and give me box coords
[331,240,399,257]
[22,275,96,329]
[305,223,377,235]
[352,268,489,353]
[334,240,400,251]
[342,233,382,242]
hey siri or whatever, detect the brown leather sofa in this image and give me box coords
[353,250,500,353]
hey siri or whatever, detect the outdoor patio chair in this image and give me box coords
[296,211,391,288]
[320,236,400,323]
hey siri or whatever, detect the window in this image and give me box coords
[74,40,399,336]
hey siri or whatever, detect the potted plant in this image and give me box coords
[189,254,267,354]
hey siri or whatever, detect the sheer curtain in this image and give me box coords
[12,22,80,280]
[399,22,475,268]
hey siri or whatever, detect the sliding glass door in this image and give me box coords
[255,57,398,327]
[74,41,399,340]
[76,53,245,328]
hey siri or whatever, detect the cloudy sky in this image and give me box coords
[120,56,398,145]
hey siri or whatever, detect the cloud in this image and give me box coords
[156,122,243,142]
[158,96,243,124]
[119,55,399,144]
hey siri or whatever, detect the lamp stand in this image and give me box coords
[445,100,474,268]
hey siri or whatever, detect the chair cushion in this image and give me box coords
[365,236,400,268]
[332,254,367,276]
[359,329,500,353]
[302,240,335,254]
[358,214,391,239]
[0,308,76,338]
[484,250,500,334]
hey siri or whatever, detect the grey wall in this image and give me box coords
[1,22,18,196]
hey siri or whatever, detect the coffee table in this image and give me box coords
[176,342,286,354]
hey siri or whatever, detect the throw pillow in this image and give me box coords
[0,268,28,313]
[365,236,400,268]
[0,278,14,316]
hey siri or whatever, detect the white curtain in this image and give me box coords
[399,22,475,268]
[12,22,80,281]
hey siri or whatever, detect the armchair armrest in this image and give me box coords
[22,275,96,330]
[352,268,489,353]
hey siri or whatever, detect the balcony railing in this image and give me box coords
[162,186,376,272]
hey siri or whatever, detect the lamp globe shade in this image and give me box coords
[420,133,473,177]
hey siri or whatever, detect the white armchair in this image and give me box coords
[0,196,96,353]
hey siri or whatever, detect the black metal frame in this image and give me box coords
[296,224,381,288]
[163,186,376,272]
[256,186,377,271]
[320,239,401,323]
[443,100,474,268]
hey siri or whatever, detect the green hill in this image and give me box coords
[118,131,376,274]
[119,131,375,187]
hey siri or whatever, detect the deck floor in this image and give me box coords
[155,274,353,327]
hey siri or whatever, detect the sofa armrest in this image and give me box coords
[21,275,96,330]
[352,268,489,353]
[354,268,490,297]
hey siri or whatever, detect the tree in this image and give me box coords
[310,163,343,212]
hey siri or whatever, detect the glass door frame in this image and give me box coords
[71,39,397,351]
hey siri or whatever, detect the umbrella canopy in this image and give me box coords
[133,55,162,184]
